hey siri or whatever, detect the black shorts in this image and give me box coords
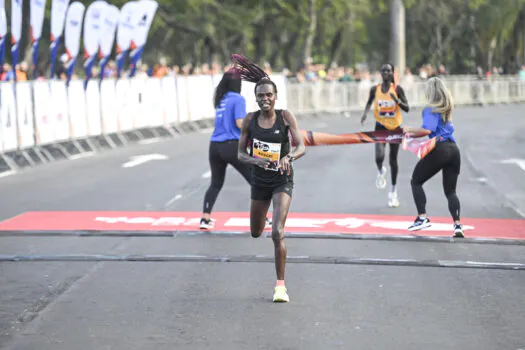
[251,183,293,201]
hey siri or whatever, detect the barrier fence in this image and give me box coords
[0,74,524,172]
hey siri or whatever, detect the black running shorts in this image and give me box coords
[251,183,293,201]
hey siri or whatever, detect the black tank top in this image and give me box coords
[248,109,293,187]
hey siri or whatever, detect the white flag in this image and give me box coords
[99,4,119,59]
[83,0,107,58]
[50,0,69,42]
[128,0,157,76]
[130,0,158,49]
[49,0,70,78]
[64,1,85,59]
[30,0,46,42]
[116,1,137,54]
[0,0,6,39]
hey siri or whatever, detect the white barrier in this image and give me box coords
[0,73,288,154]
[286,76,525,114]
[0,74,524,167]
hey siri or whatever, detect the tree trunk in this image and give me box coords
[390,0,406,76]
[435,23,443,66]
[304,0,317,63]
[487,37,497,71]
[330,11,355,66]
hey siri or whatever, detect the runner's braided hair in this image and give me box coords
[231,54,278,94]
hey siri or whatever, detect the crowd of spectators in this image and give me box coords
[2,54,525,83]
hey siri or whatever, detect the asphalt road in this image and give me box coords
[0,104,524,349]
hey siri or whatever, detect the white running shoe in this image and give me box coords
[388,190,400,207]
[200,218,213,230]
[453,224,464,238]
[408,216,431,231]
[376,166,387,189]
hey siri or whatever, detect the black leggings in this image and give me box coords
[410,140,461,221]
[375,123,400,186]
[203,140,251,214]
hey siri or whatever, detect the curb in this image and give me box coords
[0,118,216,175]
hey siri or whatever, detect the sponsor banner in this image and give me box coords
[0,83,17,151]
[98,4,119,78]
[83,0,107,83]
[174,76,189,123]
[64,1,85,82]
[128,0,157,77]
[0,0,6,69]
[85,79,102,136]
[0,212,524,241]
[99,79,117,134]
[67,79,87,138]
[16,82,35,148]
[10,0,23,79]
[115,78,134,131]
[115,1,137,77]
[49,80,70,141]
[49,0,70,77]
[33,80,54,144]
[161,77,178,125]
[31,0,47,78]
[142,77,163,128]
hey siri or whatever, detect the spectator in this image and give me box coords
[518,65,525,81]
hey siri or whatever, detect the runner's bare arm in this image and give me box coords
[283,110,306,161]
[361,86,376,124]
[237,113,269,167]
[390,85,410,112]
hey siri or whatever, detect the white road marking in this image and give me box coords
[70,152,95,160]
[500,158,525,172]
[165,194,183,207]
[0,170,16,178]
[122,154,168,168]
[199,127,214,134]
[202,170,211,178]
[474,177,488,183]
[138,138,162,145]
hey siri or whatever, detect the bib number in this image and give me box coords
[378,99,396,118]
[253,138,281,171]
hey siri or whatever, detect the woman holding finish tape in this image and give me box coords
[403,77,463,238]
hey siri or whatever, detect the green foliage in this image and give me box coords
[8,0,525,75]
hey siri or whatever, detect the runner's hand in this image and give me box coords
[279,156,291,175]
[255,158,272,169]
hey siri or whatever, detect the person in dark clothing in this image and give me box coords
[233,54,306,303]
[403,77,463,238]
[200,69,271,230]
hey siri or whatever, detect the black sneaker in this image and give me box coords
[408,216,431,231]
[265,217,272,228]
[200,218,213,230]
[453,224,464,238]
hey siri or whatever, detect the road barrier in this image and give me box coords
[1,74,524,173]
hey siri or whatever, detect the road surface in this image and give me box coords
[0,104,524,350]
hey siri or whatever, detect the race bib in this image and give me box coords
[378,99,396,118]
[252,138,281,171]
